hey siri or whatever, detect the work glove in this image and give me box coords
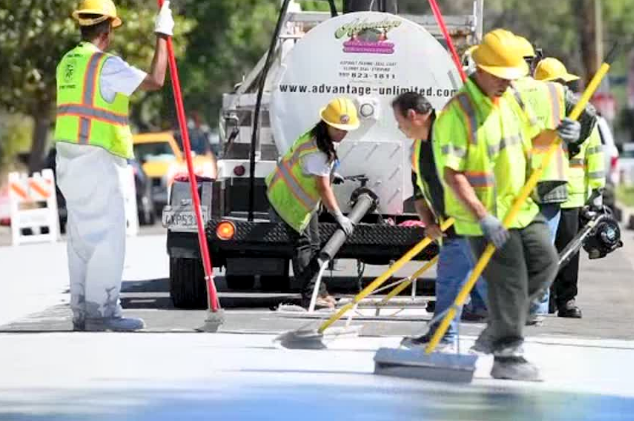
[582,189,605,219]
[556,117,581,145]
[155,1,174,36]
[332,209,354,236]
[332,173,345,185]
[479,214,510,249]
[587,189,604,211]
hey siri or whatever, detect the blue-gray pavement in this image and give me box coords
[0,334,633,421]
[1,229,634,421]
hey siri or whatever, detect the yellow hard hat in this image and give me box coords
[516,36,536,58]
[472,29,528,80]
[319,98,360,131]
[72,0,122,28]
[534,58,580,82]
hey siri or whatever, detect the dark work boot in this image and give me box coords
[558,299,582,318]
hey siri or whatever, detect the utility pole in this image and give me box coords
[595,0,603,71]
[579,0,598,88]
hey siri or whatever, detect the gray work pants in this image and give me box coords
[468,216,558,353]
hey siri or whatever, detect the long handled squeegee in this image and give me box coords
[275,218,454,349]
[157,0,222,330]
[374,44,618,383]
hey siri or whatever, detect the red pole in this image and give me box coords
[427,0,467,83]
[157,0,220,312]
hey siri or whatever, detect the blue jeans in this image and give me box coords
[431,237,487,343]
[530,203,561,315]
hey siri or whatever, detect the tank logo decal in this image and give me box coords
[335,18,401,55]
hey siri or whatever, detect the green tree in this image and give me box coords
[0,0,191,171]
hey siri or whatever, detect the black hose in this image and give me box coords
[248,0,291,221]
[319,193,376,261]
[327,0,338,17]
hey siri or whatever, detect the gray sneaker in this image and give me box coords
[491,357,542,382]
[85,317,146,332]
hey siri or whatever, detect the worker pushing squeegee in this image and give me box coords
[377,28,587,383]
[390,92,488,351]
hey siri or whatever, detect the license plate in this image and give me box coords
[162,206,208,229]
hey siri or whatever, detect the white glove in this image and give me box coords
[556,117,581,145]
[155,1,174,36]
[479,214,510,249]
[332,209,354,236]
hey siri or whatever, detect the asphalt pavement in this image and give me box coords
[1,223,634,420]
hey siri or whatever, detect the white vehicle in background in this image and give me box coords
[618,143,634,185]
[596,116,620,185]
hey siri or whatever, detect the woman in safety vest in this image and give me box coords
[266,97,360,309]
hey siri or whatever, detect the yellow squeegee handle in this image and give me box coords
[425,46,617,355]
[378,255,439,306]
[317,217,455,334]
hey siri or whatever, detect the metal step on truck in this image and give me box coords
[163,0,484,308]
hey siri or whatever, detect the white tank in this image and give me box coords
[270,12,461,215]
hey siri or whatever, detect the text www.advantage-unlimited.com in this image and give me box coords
[278,83,457,97]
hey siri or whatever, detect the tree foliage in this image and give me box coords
[2,0,634,154]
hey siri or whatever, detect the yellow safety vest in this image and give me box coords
[266,132,323,233]
[434,78,540,236]
[54,42,133,159]
[563,127,605,209]
[514,77,568,204]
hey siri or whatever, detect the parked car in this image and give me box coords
[44,148,155,232]
[128,158,156,226]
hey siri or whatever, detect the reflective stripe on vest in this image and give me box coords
[76,52,107,144]
[267,141,320,211]
[55,43,133,159]
[465,171,495,188]
[438,79,539,235]
[546,82,562,126]
[57,104,129,125]
[456,94,477,145]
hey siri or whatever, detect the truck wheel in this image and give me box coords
[170,257,208,309]
[225,275,255,290]
[260,275,291,292]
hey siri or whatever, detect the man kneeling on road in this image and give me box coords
[391,92,488,351]
[435,29,581,380]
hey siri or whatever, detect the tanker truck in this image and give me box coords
[163,0,484,308]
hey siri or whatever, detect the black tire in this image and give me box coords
[170,257,208,309]
[225,275,256,291]
[260,275,291,292]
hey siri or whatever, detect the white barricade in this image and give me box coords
[8,169,59,246]
[119,164,139,237]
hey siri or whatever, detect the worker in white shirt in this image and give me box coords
[54,0,174,331]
